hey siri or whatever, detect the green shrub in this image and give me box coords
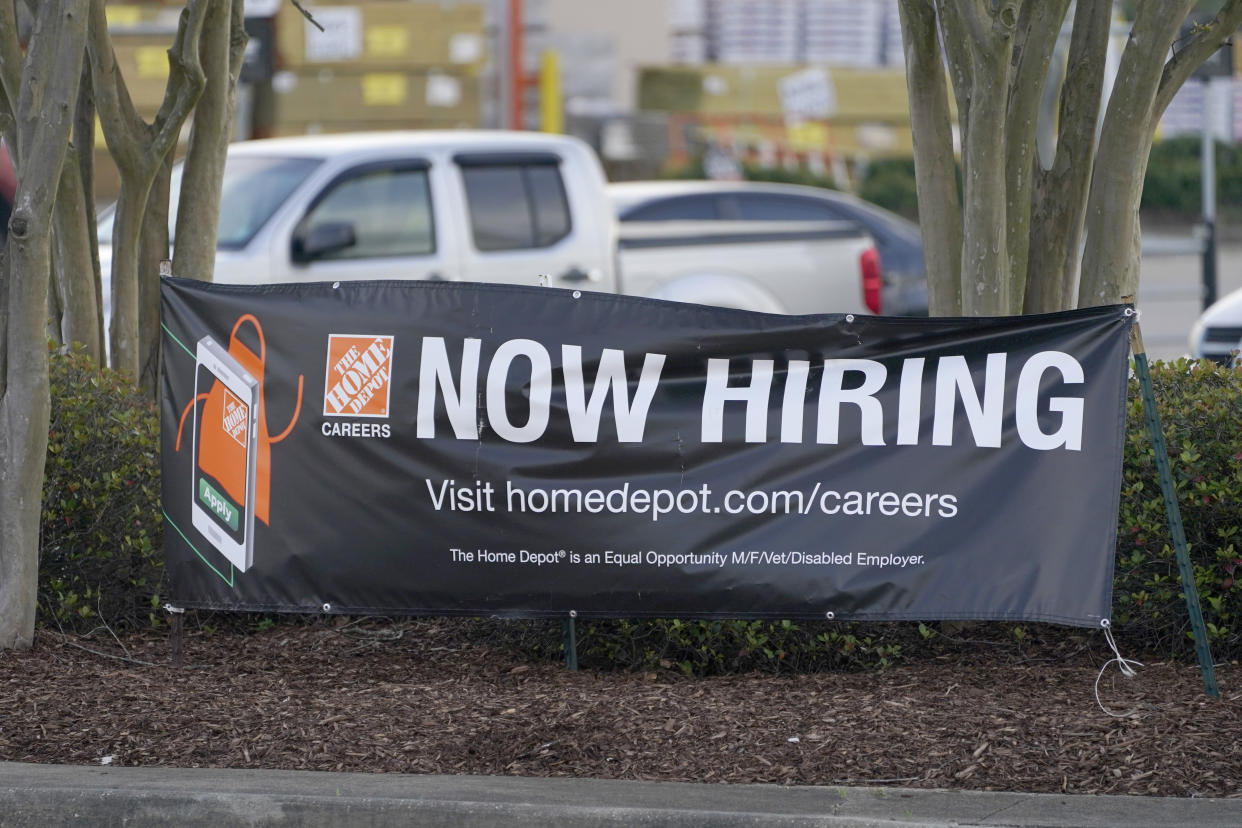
[577,360,1242,672]
[1113,358,1242,659]
[859,157,922,220]
[663,157,838,191]
[1141,136,1242,219]
[39,344,163,633]
[35,343,1241,669]
[577,618,908,674]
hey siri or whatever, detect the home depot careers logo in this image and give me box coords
[221,389,250,446]
[323,334,395,417]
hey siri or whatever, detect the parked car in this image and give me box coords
[98,130,883,322]
[1189,287,1242,365]
[608,179,928,315]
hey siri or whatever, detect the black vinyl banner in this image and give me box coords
[160,278,1134,627]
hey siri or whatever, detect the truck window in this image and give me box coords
[460,161,571,251]
[729,194,844,222]
[301,166,435,259]
[622,194,720,221]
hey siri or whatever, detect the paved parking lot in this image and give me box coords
[1138,238,1242,361]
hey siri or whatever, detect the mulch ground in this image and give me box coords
[0,619,1238,798]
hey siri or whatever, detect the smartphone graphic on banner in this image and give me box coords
[191,336,260,572]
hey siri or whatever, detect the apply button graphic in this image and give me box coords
[198,478,239,532]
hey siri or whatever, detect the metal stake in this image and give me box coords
[562,613,578,671]
[1129,319,1218,698]
[166,604,185,667]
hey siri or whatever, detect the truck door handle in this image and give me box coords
[558,266,600,284]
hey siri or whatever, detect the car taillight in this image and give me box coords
[860,246,883,314]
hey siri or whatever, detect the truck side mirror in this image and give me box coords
[292,221,356,264]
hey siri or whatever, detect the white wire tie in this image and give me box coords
[1094,620,1144,718]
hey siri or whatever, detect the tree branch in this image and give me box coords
[174,0,247,282]
[1155,0,1242,120]
[87,0,150,175]
[956,0,991,47]
[150,0,209,165]
[933,0,975,142]
[0,0,24,155]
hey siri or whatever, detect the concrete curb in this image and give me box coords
[1,762,1239,827]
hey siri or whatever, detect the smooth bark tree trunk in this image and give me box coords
[0,0,88,651]
[174,0,247,283]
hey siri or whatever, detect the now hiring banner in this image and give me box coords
[160,278,1134,626]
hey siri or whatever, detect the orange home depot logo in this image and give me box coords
[324,334,395,417]
[221,390,249,448]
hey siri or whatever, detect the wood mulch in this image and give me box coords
[0,619,1238,798]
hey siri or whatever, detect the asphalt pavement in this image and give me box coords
[1137,236,1242,361]
[1,761,1240,827]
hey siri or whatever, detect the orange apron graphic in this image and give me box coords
[179,314,304,525]
[197,383,251,507]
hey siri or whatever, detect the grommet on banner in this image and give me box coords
[332,281,340,289]
[572,290,581,299]
[1094,618,1144,718]
[322,603,332,613]
[825,611,835,621]
[844,314,855,323]
[569,610,578,618]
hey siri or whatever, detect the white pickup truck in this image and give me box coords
[103,130,883,315]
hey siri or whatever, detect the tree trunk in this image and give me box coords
[106,182,149,378]
[1003,0,1070,314]
[0,0,88,651]
[174,0,247,283]
[138,157,172,395]
[1079,3,1192,307]
[1024,0,1111,314]
[956,7,1018,316]
[53,143,102,360]
[898,0,962,316]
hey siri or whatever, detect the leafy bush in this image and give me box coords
[1141,136,1242,219]
[577,618,910,675]
[570,360,1242,672]
[35,344,1241,671]
[1113,358,1242,659]
[40,344,164,633]
[859,157,922,220]
[663,157,838,191]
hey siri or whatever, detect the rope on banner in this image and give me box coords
[1094,619,1144,718]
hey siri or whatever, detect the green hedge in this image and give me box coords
[39,345,164,633]
[37,350,1242,669]
[665,157,839,191]
[1141,136,1242,217]
[858,157,923,221]
[1112,358,1242,658]
[740,139,1237,221]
